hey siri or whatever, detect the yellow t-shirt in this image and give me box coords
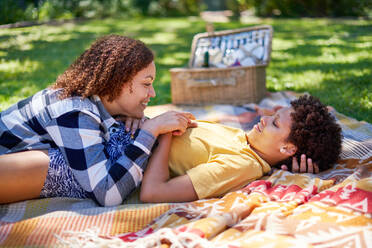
[169,120,271,199]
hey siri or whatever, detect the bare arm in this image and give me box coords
[140,133,198,203]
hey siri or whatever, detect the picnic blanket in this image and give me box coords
[1,91,371,247]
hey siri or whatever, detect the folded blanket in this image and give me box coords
[1,91,371,247]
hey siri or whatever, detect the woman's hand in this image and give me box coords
[115,116,147,135]
[280,154,319,174]
[141,111,197,137]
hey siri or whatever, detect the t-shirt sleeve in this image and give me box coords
[186,154,264,199]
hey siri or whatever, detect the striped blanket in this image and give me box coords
[1,92,371,247]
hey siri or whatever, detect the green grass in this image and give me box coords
[0,17,371,122]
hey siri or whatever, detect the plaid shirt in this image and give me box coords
[0,89,156,206]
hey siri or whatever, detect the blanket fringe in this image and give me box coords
[57,227,213,248]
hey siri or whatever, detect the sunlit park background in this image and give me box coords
[0,0,371,123]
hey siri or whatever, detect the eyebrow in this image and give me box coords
[275,112,281,126]
[145,75,154,81]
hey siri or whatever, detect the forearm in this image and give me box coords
[140,133,198,203]
[124,129,156,170]
[140,111,197,137]
[140,133,172,200]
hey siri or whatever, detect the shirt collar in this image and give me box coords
[247,144,272,174]
[92,95,118,128]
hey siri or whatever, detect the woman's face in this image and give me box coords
[107,61,156,118]
[246,107,296,162]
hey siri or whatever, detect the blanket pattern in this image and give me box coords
[117,160,371,247]
[0,92,371,247]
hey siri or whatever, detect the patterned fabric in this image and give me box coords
[40,148,89,199]
[0,91,371,248]
[105,122,134,165]
[40,122,133,199]
[0,89,156,206]
[118,165,372,248]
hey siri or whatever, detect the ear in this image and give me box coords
[280,144,297,156]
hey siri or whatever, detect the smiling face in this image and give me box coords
[102,61,156,118]
[246,107,297,165]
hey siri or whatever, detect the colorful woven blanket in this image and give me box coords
[1,92,371,247]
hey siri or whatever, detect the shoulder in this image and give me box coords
[244,145,271,173]
[46,90,100,120]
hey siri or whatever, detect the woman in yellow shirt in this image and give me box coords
[140,95,342,203]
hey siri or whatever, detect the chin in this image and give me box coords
[123,110,144,119]
[133,113,144,119]
[246,130,255,140]
[137,109,146,118]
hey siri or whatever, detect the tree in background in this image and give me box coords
[0,0,204,24]
[136,0,204,16]
[233,0,372,18]
[1,0,371,25]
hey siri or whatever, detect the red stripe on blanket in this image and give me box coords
[175,226,205,238]
[118,227,154,242]
[243,180,318,202]
[310,184,372,214]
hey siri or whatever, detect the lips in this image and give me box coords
[254,123,262,132]
[141,100,150,107]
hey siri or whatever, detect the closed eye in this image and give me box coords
[272,115,279,127]
[272,119,278,127]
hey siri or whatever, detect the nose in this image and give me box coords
[148,85,156,98]
[261,116,268,127]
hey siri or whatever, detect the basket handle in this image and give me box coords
[183,69,245,88]
[187,77,236,87]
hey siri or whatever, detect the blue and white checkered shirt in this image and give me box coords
[0,89,156,206]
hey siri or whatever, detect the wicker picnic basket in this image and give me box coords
[170,25,273,105]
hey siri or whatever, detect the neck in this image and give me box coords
[101,97,117,116]
[251,147,280,166]
[245,134,285,166]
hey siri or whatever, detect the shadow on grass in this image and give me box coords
[267,56,371,122]
[271,57,372,74]
[0,31,98,99]
[311,74,371,122]
[0,19,203,105]
[0,17,371,122]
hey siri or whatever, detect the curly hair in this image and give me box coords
[279,95,342,172]
[52,35,154,102]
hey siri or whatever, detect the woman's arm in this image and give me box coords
[140,133,198,203]
[48,111,157,206]
[50,110,196,206]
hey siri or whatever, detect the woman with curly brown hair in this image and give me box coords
[0,35,196,206]
[139,95,342,203]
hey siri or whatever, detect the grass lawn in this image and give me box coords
[0,17,371,123]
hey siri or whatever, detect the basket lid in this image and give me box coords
[189,25,273,68]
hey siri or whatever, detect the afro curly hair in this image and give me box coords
[279,95,342,172]
[52,35,154,102]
